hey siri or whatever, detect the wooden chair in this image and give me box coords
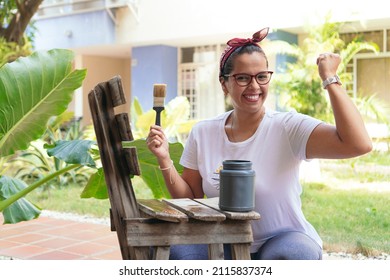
[88,76,260,260]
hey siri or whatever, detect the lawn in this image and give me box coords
[302,182,390,255]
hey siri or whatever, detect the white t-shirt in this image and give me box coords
[180,109,323,252]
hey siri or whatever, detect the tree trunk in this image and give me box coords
[2,0,44,44]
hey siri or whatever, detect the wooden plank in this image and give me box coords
[208,244,224,260]
[108,75,126,107]
[89,77,142,259]
[163,198,226,221]
[89,88,133,259]
[125,219,254,248]
[231,243,251,260]
[116,113,140,176]
[195,197,261,220]
[138,199,189,223]
[133,247,151,260]
[153,246,170,260]
[89,83,140,219]
[109,208,115,231]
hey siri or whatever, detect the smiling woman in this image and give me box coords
[146,26,373,260]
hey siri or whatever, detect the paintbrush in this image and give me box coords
[153,83,167,126]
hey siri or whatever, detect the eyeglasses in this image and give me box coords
[224,71,273,86]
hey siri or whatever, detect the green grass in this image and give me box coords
[302,182,390,255]
[320,150,390,183]
[26,177,153,219]
[27,185,111,218]
[343,149,390,165]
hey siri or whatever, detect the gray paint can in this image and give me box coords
[219,160,255,212]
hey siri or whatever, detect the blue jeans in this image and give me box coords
[169,231,322,260]
[169,244,232,260]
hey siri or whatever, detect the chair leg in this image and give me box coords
[153,246,171,260]
[133,247,151,260]
[231,243,251,260]
[208,243,224,260]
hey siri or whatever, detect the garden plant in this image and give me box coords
[0,50,193,223]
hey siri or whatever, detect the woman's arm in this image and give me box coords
[306,53,373,159]
[147,125,204,198]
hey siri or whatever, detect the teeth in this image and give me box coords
[244,94,260,101]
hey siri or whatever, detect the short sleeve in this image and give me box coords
[283,111,322,160]
[179,126,199,170]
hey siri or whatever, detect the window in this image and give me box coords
[341,29,390,108]
[179,45,226,120]
[356,56,390,106]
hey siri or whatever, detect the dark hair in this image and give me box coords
[220,45,268,80]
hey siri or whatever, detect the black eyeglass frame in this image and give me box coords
[223,71,274,86]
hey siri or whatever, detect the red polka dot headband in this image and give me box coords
[219,27,269,76]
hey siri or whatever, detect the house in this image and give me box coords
[34,0,389,132]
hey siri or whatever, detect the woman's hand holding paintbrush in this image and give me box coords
[149,83,170,160]
[148,83,191,192]
[149,84,176,184]
[153,84,166,126]
[147,84,169,153]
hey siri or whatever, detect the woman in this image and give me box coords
[147,27,372,260]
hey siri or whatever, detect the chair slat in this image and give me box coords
[195,197,261,220]
[116,113,141,176]
[163,198,226,221]
[138,199,189,223]
[108,75,126,107]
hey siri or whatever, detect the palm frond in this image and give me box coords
[339,41,379,72]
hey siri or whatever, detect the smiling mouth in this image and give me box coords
[243,94,261,102]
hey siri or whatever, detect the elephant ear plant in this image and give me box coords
[0,49,87,223]
[0,50,192,224]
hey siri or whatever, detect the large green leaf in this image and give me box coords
[125,139,184,198]
[80,168,108,199]
[46,140,96,167]
[0,49,87,157]
[82,139,184,200]
[0,176,41,224]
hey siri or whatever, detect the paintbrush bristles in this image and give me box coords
[153,84,166,107]
[153,84,166,97]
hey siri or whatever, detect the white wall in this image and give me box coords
[116,0,389,48]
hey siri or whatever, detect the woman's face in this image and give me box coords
[221,52,270,114]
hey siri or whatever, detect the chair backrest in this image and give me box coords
[88,75,146,259]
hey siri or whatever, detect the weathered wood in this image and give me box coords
[125,218,253,247]
[107,76,126,107]
[231,243,252,260]
[163,198,226,221]
[116,113,140,176]
[133,247,151,260]
[138,199,189,223]
[88,76,142,259]
[195,197,261,220]
[208,243,224,260]
[109,208,115,231]
[153,246,171,260]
